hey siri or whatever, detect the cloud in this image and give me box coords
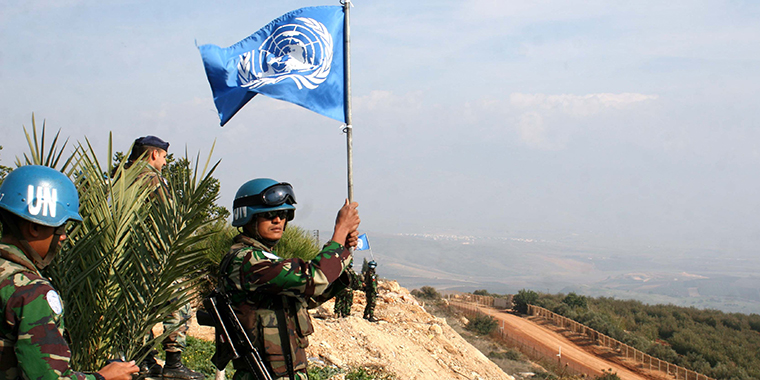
[509,92,658,116]
[503,92,658,149]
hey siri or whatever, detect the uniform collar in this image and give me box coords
[0,243,42,274]
[234,233,275,252]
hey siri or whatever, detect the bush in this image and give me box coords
[465,314,498,335]
[412,286,441,300]
[345,365,396,380]
[307,365,342,380]
[513,289,538,314]
[488,348,523,361]
[596,369,621,380]
[562,292,588,309]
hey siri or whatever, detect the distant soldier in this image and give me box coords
[363,260,378,322]
[125,136,202,380]
[0,165,139,380]
[333,261,361,318]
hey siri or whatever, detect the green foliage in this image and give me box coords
[274,224,321,260]
[465,314,498,335]
[307,364,396,380]
[307,365,342,380]
[488,348,523,361]
[19,123,224,369]
[171,336,234,378]
[513,289,538,314]
[0,146,12,184]
[562,292,587,309]
[531,291,760,379]
[595,369,621,380]
[411,286,441,300]
[345,365,396,380]
[473,289,490,296]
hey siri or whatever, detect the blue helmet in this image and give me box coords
[368,260,377,269]
[232,178,296,227]
[0,165,82,227]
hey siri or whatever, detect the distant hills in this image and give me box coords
[344,231,760,314]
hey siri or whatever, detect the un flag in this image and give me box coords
[199,6,345,126]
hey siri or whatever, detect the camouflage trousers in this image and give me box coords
[333,289,354,317]
[233,370,308,380]
[161,302,192,352]
[363,292,377,319]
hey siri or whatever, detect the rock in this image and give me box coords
[429,324,443,336]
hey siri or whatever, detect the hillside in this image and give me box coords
[188,280,522,379]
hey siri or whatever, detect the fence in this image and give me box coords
[446,295,717,380]
[449,299,587,377]
[527,304,715,380]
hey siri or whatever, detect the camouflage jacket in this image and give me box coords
[135,162,171,202]
[0,243,95,380]
[220,234,352,377]
[363,271,377,294]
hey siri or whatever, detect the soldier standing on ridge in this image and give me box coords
[0,165,139,380]
[333,260,361,318]
[363,260,378,322]
[126,136,203,380]
[220,178,360,380]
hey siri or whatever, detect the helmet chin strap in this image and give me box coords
[16,238,58,270]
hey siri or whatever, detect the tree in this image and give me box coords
[18,121,224,369]
[562,292,588,309]
[513,289,538,314]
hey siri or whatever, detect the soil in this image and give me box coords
[184,281,674,380]
[186,280,515,380]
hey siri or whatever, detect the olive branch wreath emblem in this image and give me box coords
[237,17,333,90]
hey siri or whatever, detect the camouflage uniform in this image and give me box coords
[333,268,361,318]
[137,164,188,354]
[0,243,97,380]
[362,268,378,321]
[220,234,352,380]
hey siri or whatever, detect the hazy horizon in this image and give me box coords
[3,1,760,257]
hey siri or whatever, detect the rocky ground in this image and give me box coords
[187,280,518,380]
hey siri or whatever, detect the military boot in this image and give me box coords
[162,351,205,380]
[138,351,163,376]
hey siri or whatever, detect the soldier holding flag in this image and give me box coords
[219,178,360,380]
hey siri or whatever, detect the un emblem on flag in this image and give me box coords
[237,17,333,90]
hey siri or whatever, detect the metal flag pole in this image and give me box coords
[342,0,354,202]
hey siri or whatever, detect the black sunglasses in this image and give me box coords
[259,210,290,221]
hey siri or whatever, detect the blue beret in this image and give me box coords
[134,135,169,151]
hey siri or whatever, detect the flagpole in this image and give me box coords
[342,0,354,202]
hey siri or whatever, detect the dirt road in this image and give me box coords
[469,304,669,380]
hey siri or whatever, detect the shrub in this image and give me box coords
[488,348,524,361]
[465,314,498,335]
[513,289,538,314]
[412,286,441,300]
[345,365,396,380]
[562,292,588,309]
[596,369,621,380]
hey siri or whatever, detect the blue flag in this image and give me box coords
[199,6,345,126]
[356,233,370,251]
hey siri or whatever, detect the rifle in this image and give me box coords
[199,290,273,380]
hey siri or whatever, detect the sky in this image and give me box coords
[2,0,760,254]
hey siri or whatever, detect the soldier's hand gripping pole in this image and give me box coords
[201,290,273,380]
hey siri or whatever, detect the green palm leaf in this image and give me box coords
[19,122,223,369]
